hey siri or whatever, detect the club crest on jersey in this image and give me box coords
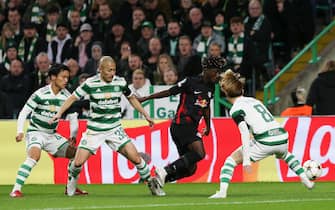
[195,99,208,108]
[49,105,56,112]
[104,92,112,99]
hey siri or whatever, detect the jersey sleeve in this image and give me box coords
[169,78,189,95]
[122,85,132,98]
[231,108,246,125]
[74,81,90,99]
[25,92,39,111]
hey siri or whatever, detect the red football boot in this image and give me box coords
[10,190,23,198]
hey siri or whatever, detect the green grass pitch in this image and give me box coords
[1,182,334,210]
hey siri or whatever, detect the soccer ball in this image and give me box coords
[303,160,322,180]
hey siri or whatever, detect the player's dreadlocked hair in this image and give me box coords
[201,56,226,72]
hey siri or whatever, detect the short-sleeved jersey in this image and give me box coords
[74,74,132,132]
[230,96,288,146]
[25,85,71,134]
[169,76,214,125]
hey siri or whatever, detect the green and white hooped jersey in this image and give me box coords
[230,96,288,146]
[25,85,71,134]
[74,74,132,133]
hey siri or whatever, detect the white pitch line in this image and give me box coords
[25,198,335,210]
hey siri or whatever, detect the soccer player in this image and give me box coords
[138,56,226,194]
[49,56,164,196]
[209,70,315,199]
[10,64,87,198]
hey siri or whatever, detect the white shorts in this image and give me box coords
[25,131,69,155]
[246,139,288,162]
[78,126,131,154]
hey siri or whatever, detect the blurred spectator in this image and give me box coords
[105,21,133,60]
[73,23,94,68]
[163,68,178,85]
[193,19,225,58]
[281,87,312,116]
[83,41,103,76]
[244,0,272,89]
[0,59,31,118]
[213,11,228,38]
[306,60,335,115]
[175,35,202,79]
[153,12,168,39]
[263,0,290,67]
[162,19,182,59]
[0,23,16,63]
[68,10,82,40]
[92,3,115,42]
[224,0,249,22]
[30,52,51,91]
[130,7,146,42]
[64,0,89,23]
[145,37,162,81]
[18,22,47,73]
[182,7,203,41]
[118,0,141,30]
[202,0,225,24]
[124,54,150,83]
[40,4,61,43]
[136,21,154,58]
[23,0,48,26]
[117,41,133,77]
[7,7,23,44]
[89,0,109,22]
[173,0,193,24]
[142,0,160,23]
[277,0,315,57]
[226,16,249,76]
[66,58,81,92]
[47,22,73,64]
[0,90,11,119]
[121,68,151,119]
[0,42,18,78]
[154,53,176,85]
[208,42,223,57]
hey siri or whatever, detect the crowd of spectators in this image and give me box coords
[0,0,320,118]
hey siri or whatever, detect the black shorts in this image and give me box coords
[170,122,202,156]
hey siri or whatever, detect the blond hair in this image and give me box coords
[219,69,244,97]
[98,56,115,68]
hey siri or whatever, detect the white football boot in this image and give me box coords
[155,167,167,187]
[300,174,315,190]
[208,190,227,199]
[147,177,166,196]
[67,176,78,196]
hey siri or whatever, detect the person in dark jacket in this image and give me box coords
[306,60,335,115]
[0,59,31,118]
[0,90,11,119]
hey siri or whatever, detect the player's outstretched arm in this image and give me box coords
[49,95,78,124]
[137,89,171,103]
[128,95,154,127]
[16,105,32,142]
[238,121,252,173]
[202,106,211,136]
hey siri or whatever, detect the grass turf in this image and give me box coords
[1,182,334,210]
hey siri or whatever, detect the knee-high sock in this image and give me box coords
[12,157,37,192]
[68,160,82,180]
[283,152,304,176]
[219,156,237,192]
[136,158,150,181]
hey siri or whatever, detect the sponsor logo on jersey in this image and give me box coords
[98,98,118,105]
[41,110,55,118]
[194,99,208,108]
